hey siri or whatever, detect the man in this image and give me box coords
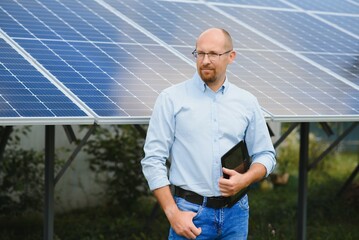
[141,28,276,239]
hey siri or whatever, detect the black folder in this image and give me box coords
[221,140,251,206]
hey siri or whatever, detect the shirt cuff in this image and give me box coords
[148,176,171,191]
[251,152,276,177]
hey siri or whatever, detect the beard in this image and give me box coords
[198,65,217,84]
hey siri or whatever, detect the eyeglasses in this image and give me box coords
[192,49,232,62]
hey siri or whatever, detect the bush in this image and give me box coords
[0,126,64,216]
[275,123,339,175]
[0,127,42,215]
[82,125,149,207]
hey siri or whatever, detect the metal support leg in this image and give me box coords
[297,122,309,240]
[273,122,299,149]
[55,124,96,185]
[337,163,359,197]
[44,125,55,240]
[308,122,358,170]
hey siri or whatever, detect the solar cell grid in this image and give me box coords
[0,38,91,124]
[0,0,358,123]
[282,0,359,14]
[207,0,291,8]
[304,53,359,85]
[221,7,359,53]
[228,50,359,117]
[317,15,359,37]
[107,0,283,50]
[103,0,192,46]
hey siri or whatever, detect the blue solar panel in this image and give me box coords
[229,50,359,116]
[304,53,359,85]
[207,0,290,8]
[0,38,91,124]
[0,0,358,123]
[318,15,359,37]
[221,7,359,53]
[283,0,359,14]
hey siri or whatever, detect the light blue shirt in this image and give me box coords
[141,72,276,197]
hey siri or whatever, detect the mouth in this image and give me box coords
[201,68,214,73]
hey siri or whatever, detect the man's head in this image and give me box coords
[194,28,236,90]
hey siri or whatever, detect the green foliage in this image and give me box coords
[0,126,64,216]
[55,197,169,240]
[275,129,300,174]
[275,124,338,175]
[0,127,43,215]
[83,125,149,207]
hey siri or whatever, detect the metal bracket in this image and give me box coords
[55,124,96,185]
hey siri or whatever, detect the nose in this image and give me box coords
[202,53,211,64]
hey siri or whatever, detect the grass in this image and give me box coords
[248,151,359,240]
[0,152,358,239]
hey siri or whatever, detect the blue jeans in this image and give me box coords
[169,195,249,239]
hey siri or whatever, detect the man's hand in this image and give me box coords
[219,163,267,197]
[153,186,201,239]
[167,208,202,239]
[219,167,248,197]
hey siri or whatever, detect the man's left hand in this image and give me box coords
[218,167,249,197]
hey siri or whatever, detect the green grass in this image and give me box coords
[248,151,359,239]
[0,152,358,239]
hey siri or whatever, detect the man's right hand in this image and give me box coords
[168,208,202,239]
[153,186,201,239]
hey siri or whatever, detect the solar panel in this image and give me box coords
[221,8,359,53]
[207,0,291,8]
[0,37,92,125]
[282,0,359,14]
[0,0,358,124]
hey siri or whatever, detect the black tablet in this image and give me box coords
[221,140,251,178]
[221,140,251,206]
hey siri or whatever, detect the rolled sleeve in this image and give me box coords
[245,98,276,177]
[141,92,174,191]
[251,151,276,177]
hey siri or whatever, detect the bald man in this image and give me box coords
[141,28,276,239]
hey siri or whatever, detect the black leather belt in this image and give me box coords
[174,186,230,209]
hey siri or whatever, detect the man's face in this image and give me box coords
[195,31,235,87]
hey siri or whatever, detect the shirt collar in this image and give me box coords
[193,72,229,94]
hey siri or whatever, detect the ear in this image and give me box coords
[228,50,236,64]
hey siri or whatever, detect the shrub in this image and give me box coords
[83,125,149,207]
[0,126,62,215]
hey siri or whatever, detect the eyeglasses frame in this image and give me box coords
[192,49,233,62]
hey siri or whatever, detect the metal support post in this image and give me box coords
[44,125,55,240]
[297,122,309,240]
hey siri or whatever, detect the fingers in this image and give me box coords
[222,167,236,176]
[179,225,201,239]
[219,170,243,196]
[184,225,201,239]
[191,226,202,237]
[186,213,201,239]
[173,211,201,239]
